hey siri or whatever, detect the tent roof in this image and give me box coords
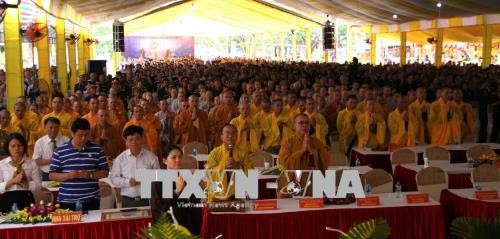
[64,0,500,25]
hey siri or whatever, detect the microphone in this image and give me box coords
[228,144,234,158]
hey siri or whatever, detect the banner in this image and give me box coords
[123,36,194,59]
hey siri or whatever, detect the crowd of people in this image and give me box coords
[0,57,499,234]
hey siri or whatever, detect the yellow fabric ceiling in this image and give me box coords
[124,0,321,35]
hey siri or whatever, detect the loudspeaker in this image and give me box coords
[323,20,335,50]
[113,21,124,52]
[87,60,106,75]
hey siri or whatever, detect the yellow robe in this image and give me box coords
[123,119,159,155]
[206,145,254,201]
[408,100,430,145]
[355,100,386,119]
[11,113,40,157]
[230,115,259,153]
[279,134,331,171]
[387,109,416,148]
[250,104,262,116]
[429,98,462,146]
[208,105,239,146]
[261,112,292,150]
[82,112,99,128]
[0,124,23,135]
[42,111,74,137]
[452,101,475,142]
[336,108,358,153]
[355,112,387,148]
[305,111,329,144]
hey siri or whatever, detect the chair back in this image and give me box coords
[99,181,114,209]
[33,187,54,204]
[362,169,393,193]
[248,150,273,168]
[183,141,209,155]
[182,155,199,170]
[425,146,450,161]
[330,152,348,167]
[466,145,495,162]
[471,164,500,184]
[391,148,417,165]
[416,166,448,201]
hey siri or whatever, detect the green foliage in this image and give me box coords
[450,216,500,239]
[337,218,391,239]
[137,213,199,239]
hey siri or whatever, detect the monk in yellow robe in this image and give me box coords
[278,113,331,198]
[452,89,475,142]
[175,95,209,148]
[323,91,340,144]
[206,124,254,201]
[388,96,417,149]
[123,105,159,155]
[90,109,125,160]
[304,98,329,144]
[284,93,300,118]
[82,97,99,128]
[355,88,386,119]
[250,91,263,116]
[11,102,40,157]
[42,96,74,137]
[208,91,239,147]
[230,103,259,153]
[356,99,387,149]
[0,109,22,135]
[261,99,292,153]
[256,98,273,146]
[337,96,358,153]
[429,88,463,145]
[140,99,161,131]
[408,87,431,145]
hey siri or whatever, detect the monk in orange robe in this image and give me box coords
[90,109,125,160]
[82,96,99,128]
[429,88,462,145]
[175,95,209,148]
[123,105,159,155]
[208,91,239,147]
[452,89,475,142]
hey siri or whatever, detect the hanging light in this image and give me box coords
[436,2,442,8]
[392,14,398,19]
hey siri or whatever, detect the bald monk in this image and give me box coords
[408,87,431,145]
[123,105,159,155]
[90,109,125,160]
[82,96,99,128]
[208,91,239,147]
[355,88,386,119]
[175,95,209,148]
[304,98,329,144]
[112,98,128,131]
[71,101,84,120]
[230,103,259,153]
[388,96,417,150]
[140,99,161,132]
[0,109,22,135]
[250,91,263,116]
[16,96,40,123]
[284,93,300,118]
[355,98,387,149]
[323,90,340,144]
[206,124,254,201]
[337,96,358,153]
[11,102,40,156]
[452,89,475,142]
[261,99,293,154]
[256,98,272,146]
[429,88,462,145]
[42,96,74,137]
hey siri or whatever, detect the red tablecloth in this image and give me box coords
[440,189,500,228]
[350,151,393,174]
[0,217,151,239]
[201,204,445,239]
[393,165,472,192]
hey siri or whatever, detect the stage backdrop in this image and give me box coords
[123,36,195,59]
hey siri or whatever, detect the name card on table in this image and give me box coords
[299,198,324,208]
[475,191,498,200]
[51,212,82,223]
[356,196,380,206]
[252,200,277,211]
[406,193,430,204]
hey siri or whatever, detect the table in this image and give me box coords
[0,207,151,239]
[201,193,445,239]
[394,163,473,191]
[440,189,500,232]
[350,143,500,174]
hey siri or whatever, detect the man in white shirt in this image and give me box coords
[33,117,69,181]
[110,125,160,208]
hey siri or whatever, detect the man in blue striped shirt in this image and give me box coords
[49,118,109,211]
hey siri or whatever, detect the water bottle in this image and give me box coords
[364,183,372,194]
[395,181,402,198]
[355,157,361,167]
[75,200,83,212]
[192,148,198,156]
[11,203,18,212]
[474,181,482,191]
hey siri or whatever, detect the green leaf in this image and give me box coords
[136,213,199,239]
[338,218,391,239]
[450,215,500,239]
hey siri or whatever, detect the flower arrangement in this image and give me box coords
[2,201,71,224]
[476,153,500,168]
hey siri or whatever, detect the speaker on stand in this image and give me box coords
[113,21,124,52]
[323,19,335,50]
